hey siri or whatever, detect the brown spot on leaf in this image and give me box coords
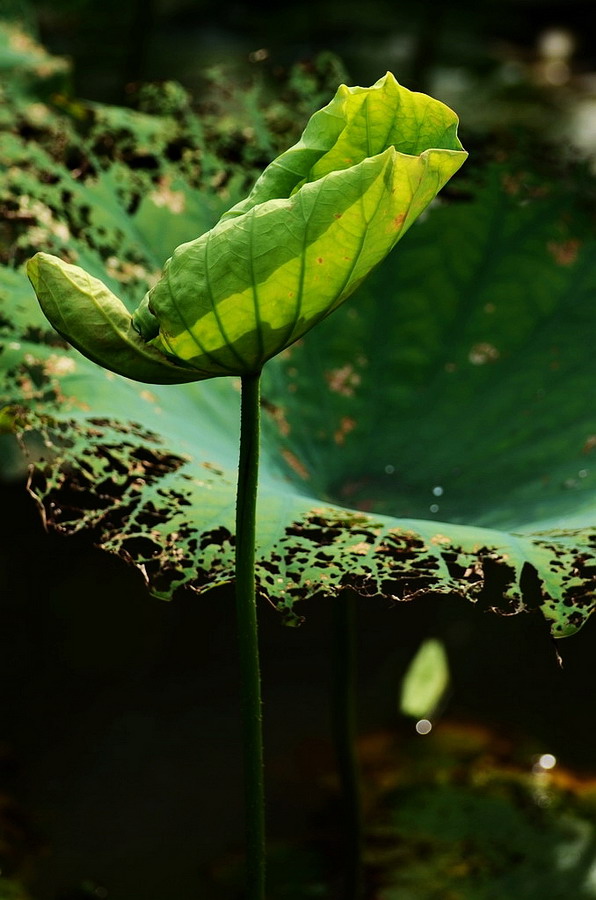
[325,364,361,396]
[202,461,224,476]
[43,355,76,376]
[261,398,290,437]
[349,541,372,556]
[547,238,581,266]
[282,449,310,480]
[334,415,356,445]
[468,342,500,365]
[502,172,524,195]
[149,175,186,214]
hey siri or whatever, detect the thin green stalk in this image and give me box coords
[332,590,364,899]
[235,370,265,900]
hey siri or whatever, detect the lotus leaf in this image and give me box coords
[27,73,467,381]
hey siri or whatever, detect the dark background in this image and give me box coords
[6,478,596,899]
[3,0,596,102]
[3,0,596,897]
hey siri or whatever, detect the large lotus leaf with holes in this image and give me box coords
[2,25,596,638]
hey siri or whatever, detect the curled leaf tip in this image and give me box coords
[26,252,200,384]
[138,75,467,377]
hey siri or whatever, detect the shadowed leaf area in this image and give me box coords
[1,22,596,638]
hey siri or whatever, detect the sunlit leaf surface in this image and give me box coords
[2,23,596,638]
[27,74,466,380]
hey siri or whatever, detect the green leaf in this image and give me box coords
[27,73,467,381]
[400,640,450,720]
[3,30,596,639]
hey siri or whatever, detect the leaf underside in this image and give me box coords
[2,23,596,638]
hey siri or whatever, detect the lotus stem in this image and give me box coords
[332,589,364,898]
[235,370,266,899]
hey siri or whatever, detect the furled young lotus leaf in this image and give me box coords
[27,73,467,383]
